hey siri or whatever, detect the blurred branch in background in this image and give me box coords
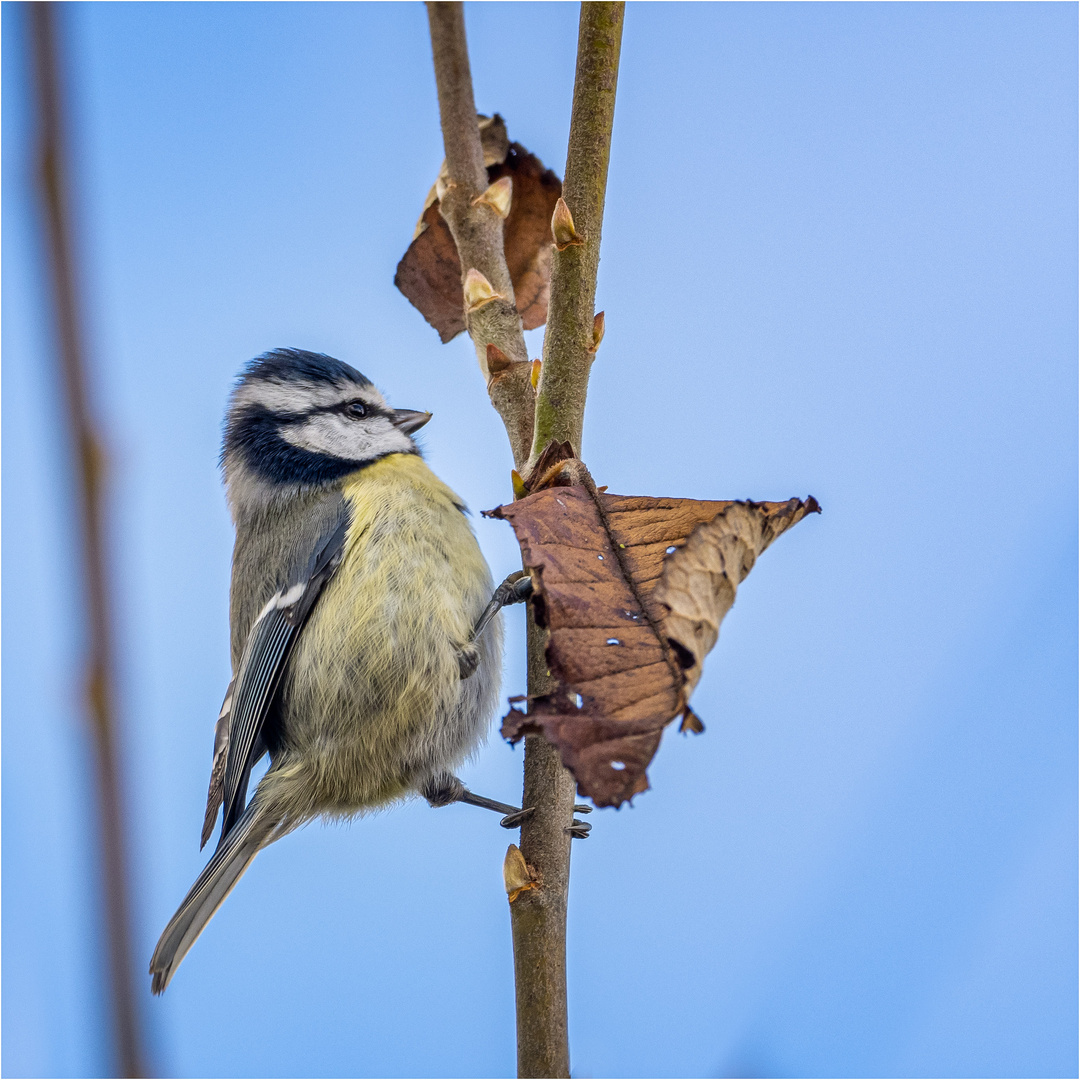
[27,5,149,1077]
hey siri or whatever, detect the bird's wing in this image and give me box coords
[201,677,235,849]
[215,510,351,845]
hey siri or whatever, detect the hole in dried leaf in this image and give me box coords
[606,638,622,646]
[573,693,583,708]
[610,761,626,771]
[597,554,605,561]
[668,637,695,670]
[665,545,677,555]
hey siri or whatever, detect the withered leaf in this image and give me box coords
[487,486,819,808]
[395,140,562,343]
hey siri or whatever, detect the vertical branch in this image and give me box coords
[427,4,624,1078]
[531,3,624,467]
[426,10,578,1070]
[27,7,149,1078]
[509,701,576,1078]
[426,2,535,469]
[513,7,623,1077]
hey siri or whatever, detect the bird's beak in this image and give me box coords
[390,409,432,435]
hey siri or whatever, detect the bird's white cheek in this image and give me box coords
[281,416,411,460]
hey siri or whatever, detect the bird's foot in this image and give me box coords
[457,643,481,680]
[471,572,534,643]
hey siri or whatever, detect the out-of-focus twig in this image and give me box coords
[27,6,149,1077]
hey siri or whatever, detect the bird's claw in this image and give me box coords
[500,807,536,828]
[457,643,480,680]
[566,818,592,839]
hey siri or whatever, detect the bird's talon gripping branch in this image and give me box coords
[573,804,593,814]
[499,807,536,829]
[566,819,592,839]
[471,571,534,643]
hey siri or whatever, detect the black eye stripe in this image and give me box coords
[300,400,390,419]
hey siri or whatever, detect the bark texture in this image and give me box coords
[426,5,624,1076]
[531,3,624,467]
[426,2,535,469]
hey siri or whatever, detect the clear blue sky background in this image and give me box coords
[3,3,1076,1078]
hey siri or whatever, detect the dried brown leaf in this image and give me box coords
[395,140,562,342]
[486,485,819,807]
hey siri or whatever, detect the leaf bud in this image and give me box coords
[551,197,584,251]
[463,268,502,313]
[503,844,539,902]
[472,176,513,219]
[486,343,512,375]
[587,310,605,354]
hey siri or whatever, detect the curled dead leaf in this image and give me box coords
[486,480,819,807]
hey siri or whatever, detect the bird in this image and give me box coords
[149,348,533,994]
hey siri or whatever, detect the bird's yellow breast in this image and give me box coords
[273,453,494,812]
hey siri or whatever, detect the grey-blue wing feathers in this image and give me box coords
[213,511,351,844]
[151,798,279,994]
[154,508,350,994]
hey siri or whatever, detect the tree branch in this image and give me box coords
[531,3,624,467]
[426,1,535,469]
[427,5,624,1077]
[27,6,149,1077]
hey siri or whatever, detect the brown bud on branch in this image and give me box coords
[551,196,584,251]
[503,844,540,903]
[586,310,605,354]
[486,343,513,375]
[472,175,513,219]
[463,268,503,313]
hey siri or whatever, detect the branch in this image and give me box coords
[426,2,535,469]
[427,5,624,1077]
[512,10,623,1069]
[27,6,149,1077]
[531,3,624,467]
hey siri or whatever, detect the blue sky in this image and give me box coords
[3,3,1076,1077]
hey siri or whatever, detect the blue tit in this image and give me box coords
[150,348,530,994]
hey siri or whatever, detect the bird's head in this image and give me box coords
[222,348,430,512]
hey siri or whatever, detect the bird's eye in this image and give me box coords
[345,401,367,419]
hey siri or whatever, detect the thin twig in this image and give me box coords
[27,6,149,1077]
[426,2,535,469]
[513,9,624,1075]
[531,3,624,468]
[426,4,624,1077]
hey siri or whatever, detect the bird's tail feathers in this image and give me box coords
[150,798,279,994]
